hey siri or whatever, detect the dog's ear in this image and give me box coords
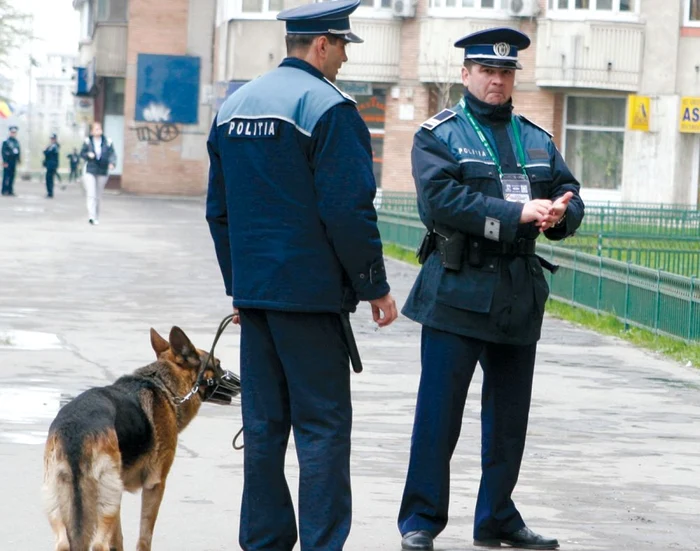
[168,326,201,368]
[150,328,170,357]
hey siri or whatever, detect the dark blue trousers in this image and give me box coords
[2,164,16,194]
[46,168,56,197]
[238,309,352,551]
[398,325,536,540]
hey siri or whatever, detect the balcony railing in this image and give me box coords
[535,20,644,92]
[93,22,127,77]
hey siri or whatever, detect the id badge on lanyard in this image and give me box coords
[461,100,532,205]
[501,173,531,204]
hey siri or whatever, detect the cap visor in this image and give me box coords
[342,31,363,44]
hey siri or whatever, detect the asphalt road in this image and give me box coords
[1,180,699,550]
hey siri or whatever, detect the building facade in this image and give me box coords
[73,0,216,193]
[32,54,84,172]
[215,0,700,206]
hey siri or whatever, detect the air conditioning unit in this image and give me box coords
[506,0,538,18]
[391,0,416,19]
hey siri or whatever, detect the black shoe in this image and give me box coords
[474,527,559,549]
[401,530,433,551]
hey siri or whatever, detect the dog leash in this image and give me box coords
[204,314,246,450]
[172,314,246,450]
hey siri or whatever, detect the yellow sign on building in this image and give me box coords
[627,95,650,131]
[679,97,700,133]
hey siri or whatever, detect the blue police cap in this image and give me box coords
[9,125,17,131]
[277,0,363,44]
[454,27,531,70]
[50,133,57,139]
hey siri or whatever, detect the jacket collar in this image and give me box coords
[463,88,513,124]
[280,57,325,81]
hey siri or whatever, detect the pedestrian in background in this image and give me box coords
[43,133,60,199]
[2,125,21,197]
[398,27,585,551]
[66,148,81,184]
[81,122,116,225]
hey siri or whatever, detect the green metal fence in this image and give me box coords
[555,238,700,278]
[377,211,700,342]
[377,191,700,240]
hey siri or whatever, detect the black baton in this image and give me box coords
[339,312,363,374]
[536,254,560,274]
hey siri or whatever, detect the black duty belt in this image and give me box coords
[475,237,536,256]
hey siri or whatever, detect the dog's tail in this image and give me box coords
[43,430,123,550]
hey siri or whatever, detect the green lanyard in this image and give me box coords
[459,98,527,177]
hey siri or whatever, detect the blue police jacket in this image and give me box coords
[43,143,60,170]
[206,58,389,313]
[2,137,20,165]
[402,91,584,345]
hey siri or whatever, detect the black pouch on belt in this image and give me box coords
[435,227,466,271]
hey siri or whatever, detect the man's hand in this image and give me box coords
[520,199,553,226]
[2,163,6,168]
[87,152,95,159]
[109,164,115,171]
[232,307,240,325]
[369,293,398,328]
[539,191,574,232]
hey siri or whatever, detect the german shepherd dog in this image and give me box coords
[42,326,231,551]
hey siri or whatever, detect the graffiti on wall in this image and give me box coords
[130,123,180,145]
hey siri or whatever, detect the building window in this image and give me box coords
[354,89,386,188]
[548,0,637,13]
[428,83,463,113]
[242,0,284,13]
[49,86,62,109]
[430,0,503,8]
[686,0,700,25]
[564,96,625,190]
[96,0,127,23]
[104,77,125,115]
[359,0,392,9]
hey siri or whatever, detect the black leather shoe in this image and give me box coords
[474,526,559,549]
[401,530,434,550]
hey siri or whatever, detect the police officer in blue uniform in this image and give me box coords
[398,28,584,551]
[206,1,398,549]
[43,133,60,198]
[2,125,21,196]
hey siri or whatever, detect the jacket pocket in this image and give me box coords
[435,260,499,313]
[525,165,554,199]
[459,161,501,196]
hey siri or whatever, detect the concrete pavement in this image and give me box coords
[1,180,699,550]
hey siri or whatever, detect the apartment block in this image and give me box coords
[215,0,700,206]
[72,0,700,205]
[72,0,215,193]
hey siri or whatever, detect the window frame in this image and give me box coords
[561,93,626,190]
[225,0,283,21]
[355,0,393,19]
[427,0,510,19]
[546,0,640,22]
[685,0,700,27]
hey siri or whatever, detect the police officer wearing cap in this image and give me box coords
[398,28,584,551]
[43,133,60,198]
[2,125,21,196]
[206,1,398,549]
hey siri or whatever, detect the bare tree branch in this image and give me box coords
[422,35,462,112]
[0,0,33,69]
